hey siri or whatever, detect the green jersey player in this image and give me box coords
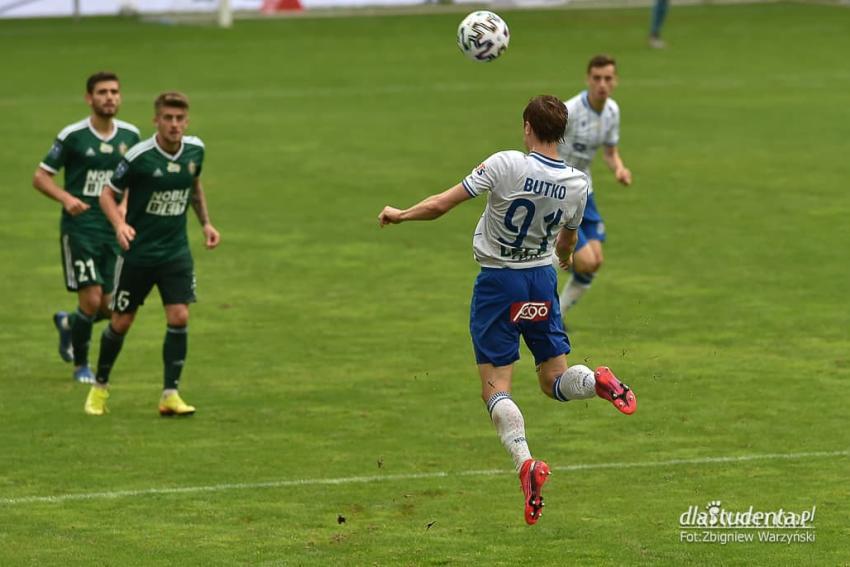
[84,92,221,417]
[33,72,141,383]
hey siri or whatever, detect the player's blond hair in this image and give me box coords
[154,91,190,113]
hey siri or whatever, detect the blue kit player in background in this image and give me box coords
[649,0,670,49]
[378,95,637,525]
[556,55,633,317]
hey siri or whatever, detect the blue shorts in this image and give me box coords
[470,266,571,367]
[575,192,606,253]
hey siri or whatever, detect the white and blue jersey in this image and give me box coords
[557,91,620,245]
[463,150,588,367]
[462,150,588,269]
[557,90,620,197]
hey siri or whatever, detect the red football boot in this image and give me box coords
[594,366,637,415]
[518,458,551,525]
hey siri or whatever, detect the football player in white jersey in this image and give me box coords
[556,55,633,317]
[379,95,637,525]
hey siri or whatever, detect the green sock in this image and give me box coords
[71,308,95,366]
[63,310,76,330]
[96,325,125,385]
[163,325,188,390]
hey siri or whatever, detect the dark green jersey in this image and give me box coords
[41,117,141,236]
[109,135,205,265]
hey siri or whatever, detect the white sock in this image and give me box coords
[560,277,592,312]
[553,364,596,401]
[162,388,178,397]
[486,392,532,472]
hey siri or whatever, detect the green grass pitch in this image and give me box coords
[1,2,849,564]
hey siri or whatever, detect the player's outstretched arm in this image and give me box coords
[32,167,90,216]
[100,185,135,251]
[554,227,578,271]
[603,145,632,186]
[191,178,220,249]
[378,183,472,227]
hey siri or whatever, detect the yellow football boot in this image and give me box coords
[84,386,109,416]
[159,392,196,417]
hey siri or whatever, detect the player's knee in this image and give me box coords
[583,252,604,273]
[592,256,604,272]
[166,305,189,327]
[78,287,103,315]
[573,256,600,274]
[110,313,135,334]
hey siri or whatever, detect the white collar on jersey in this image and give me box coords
[86,117,118,142]
[153,135,184,161]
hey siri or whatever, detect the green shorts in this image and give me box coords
[110,255,196,313]
[60,231,119,294]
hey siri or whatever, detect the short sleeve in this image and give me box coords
[604,109,620,147]
[40,139,66,173]
[108,158,131,194]
[461,152,509,197]
[194,149,204,178]
[565,181,589,230]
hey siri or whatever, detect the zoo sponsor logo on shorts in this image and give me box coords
[510,301,550,323]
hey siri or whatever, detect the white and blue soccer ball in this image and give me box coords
[457,11,510,63]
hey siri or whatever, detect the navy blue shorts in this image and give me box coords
[576,192,606,253]
[470,265,571,367]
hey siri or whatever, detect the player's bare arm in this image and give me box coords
[117,189,128,221]
[190,178,220,249]
[378,183,472,227]
[99,186,135,251]
[32,167,90,216]
[555,227,577,271]
[603,145,632,186]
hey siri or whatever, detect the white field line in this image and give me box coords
[1,450,846,506]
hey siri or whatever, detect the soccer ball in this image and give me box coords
[457,11,510,62]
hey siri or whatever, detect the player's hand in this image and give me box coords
[378,206,403,227]
[115,222,136,251]
[202,223,221,249]
[558,253,574,271]
[62,195,90,216]
[616,167,632,186]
